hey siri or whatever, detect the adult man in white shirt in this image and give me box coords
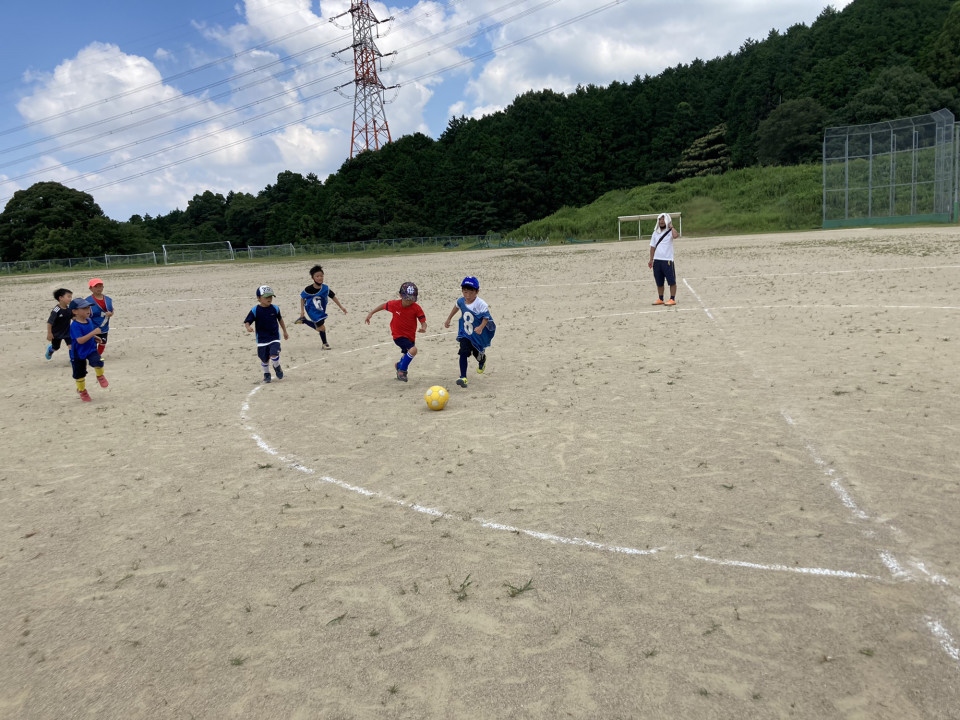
[647,212,680,305]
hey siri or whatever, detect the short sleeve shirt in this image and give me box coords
[385,300,425,341]
[244,304,283,345]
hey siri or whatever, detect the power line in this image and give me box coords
[1,0,556,182]
[0,0,626,206]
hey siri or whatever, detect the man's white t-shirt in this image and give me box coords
[650,226,675,261]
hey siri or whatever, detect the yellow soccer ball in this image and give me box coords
[424,385,449,411]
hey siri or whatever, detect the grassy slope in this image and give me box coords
[513,164,825,240]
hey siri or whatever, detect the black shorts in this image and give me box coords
[51,337,72,350]
[394,337,415,354]
[71,354,104,380]
[458,338,481,357]
[257,341,281,363]
[652,259,676,287]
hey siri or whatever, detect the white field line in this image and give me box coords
[242,387,876,581]
[685,276,960,668]
[686,264,960,281]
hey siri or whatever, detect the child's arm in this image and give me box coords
[473,317,488,334]
[418,316,427,333]
[364,303,386,324]
[245,322,255,333]
[299,296,306,318]
[46,322,54,342]
[443,304,459,329]
[332,296,348,314]
[279,317,289,340]
[76,326,102,343]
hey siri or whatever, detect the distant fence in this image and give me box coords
[0,235,560,276]
[823,108,959,227]
[0,251,157,275]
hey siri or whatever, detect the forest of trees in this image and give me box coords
[2,0,959,261]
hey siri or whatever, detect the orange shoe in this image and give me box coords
[78,390,92,402]
[97,375,109,388]
[652,298,665,305]
[665,299,676,306]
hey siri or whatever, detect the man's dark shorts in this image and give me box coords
[653,259,676,287]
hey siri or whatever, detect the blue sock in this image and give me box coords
[459,355,468,377]
[398,352,414,371]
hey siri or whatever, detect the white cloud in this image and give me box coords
[1,0,855,220]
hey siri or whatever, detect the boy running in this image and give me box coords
[365,281,426,382]
[296,265,347,349]
[244,285,289,384]
[45,288,73,360]
[443,276,496,388]
[86,278,115,355]
[68,297,108,402]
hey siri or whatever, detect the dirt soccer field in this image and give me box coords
[1,226,959,719]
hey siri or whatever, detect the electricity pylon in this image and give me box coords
[345,0,393,158]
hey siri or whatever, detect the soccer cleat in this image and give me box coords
[665,299,676,306]
[275,366,284,380]
[45,344,54,360]
[263,373,272,384]
[396,369,408,382]
[97,375,109,388]
[322,343,331,350]
[477,352,486,374]
[293,317,305,324]
[456,377,468,388]
[78,389,92,402]
[652,298,665,305]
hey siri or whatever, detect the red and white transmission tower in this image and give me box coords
[345,1,394,158]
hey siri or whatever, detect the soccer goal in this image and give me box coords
[246,243,296,260]
[162,241,235,265]
[105,251,158,267]
[617,212,682,241]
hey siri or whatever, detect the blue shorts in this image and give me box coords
[394,337,415,354]
[257,341,281,363]
[653,259,676,287]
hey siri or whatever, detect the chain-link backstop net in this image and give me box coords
[823,108,957,227]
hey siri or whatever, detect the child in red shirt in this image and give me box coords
[365,281,426,382]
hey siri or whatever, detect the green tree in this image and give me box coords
[756,99,827,165]
[840,65,955,124]
[0,181,116,261]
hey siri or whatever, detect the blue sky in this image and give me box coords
[0,0,852,221]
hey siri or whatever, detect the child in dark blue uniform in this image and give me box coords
[68,297,108,402]
[296,265,347,349]
[244,285,289,384]
[45,288,73,360]
[443,276,496,388]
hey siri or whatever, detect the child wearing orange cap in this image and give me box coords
[85,278,115,356]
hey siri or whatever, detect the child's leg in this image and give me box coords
[96,333,107,356]
[90,355,108,387]
[270,343,283,378]
[72,357,87,392]
[397,345,416,371]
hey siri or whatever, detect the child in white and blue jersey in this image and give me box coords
[244,285,289,384]
[296,265,347,349]
[443,276,496,389]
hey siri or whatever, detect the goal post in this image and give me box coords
[105,251,157,267]
[162,241,235,265]
[246,243,296,259]
[617,212,682,241]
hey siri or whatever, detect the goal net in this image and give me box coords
[246,243,296,259]
[162,241,235,265]
[105,251,158,267]
[617,212,683,241]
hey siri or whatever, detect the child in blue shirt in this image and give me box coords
[296,265,347,349]
[244,285,289,384]
[86,278,114,356]
[68,297,108,402]
[443,276,496,388]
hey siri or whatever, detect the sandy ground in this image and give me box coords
[1,226,959,719]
